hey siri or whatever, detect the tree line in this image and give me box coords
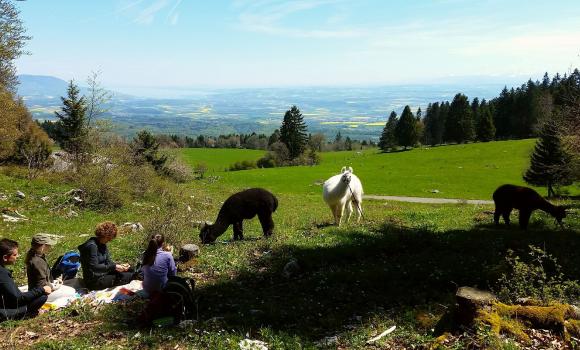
[378,69,580,152]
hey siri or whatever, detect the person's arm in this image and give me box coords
[0,276,44,305]
[167,254,177,277]
[86,243,116,273]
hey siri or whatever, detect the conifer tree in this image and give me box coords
[378,111,398,151]
[445,93,474,143]
[131,130,167,172]
[279,105,308,159]
[476,105,495,142]
[524,120,572,197]
[55,80,90,162]
[395,106,418,149]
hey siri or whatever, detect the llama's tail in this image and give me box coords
[272,194,279,212]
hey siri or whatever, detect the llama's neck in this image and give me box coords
[210,213,230,236]
[538,198,558,216]
[329,179,349,197]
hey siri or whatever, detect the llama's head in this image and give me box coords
[340,166,353,185]
[199,222,217,244]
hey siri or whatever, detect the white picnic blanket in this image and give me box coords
[19,280,143,311]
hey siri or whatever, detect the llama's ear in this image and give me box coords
[348,167,353,173]
[341,166,346,173]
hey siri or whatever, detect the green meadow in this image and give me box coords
[178,139,579,199]
[0,141,579,349]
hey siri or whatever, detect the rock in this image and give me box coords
[0,194,7,201]
[179,244,200,262]
[238,339,268,350]
[282,259,300,278]
[41,196,50,202]
[431,189,440,194]
[455,286,497,325]
[16,190,25,199]
[50,151,74,172]
[65,188,84,196]
[119,222,144,233]
[317,336,338,346]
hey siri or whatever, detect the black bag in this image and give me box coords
[139,276,195,326]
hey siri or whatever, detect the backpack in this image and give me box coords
[51,251,81,280]
[138,276,196,326]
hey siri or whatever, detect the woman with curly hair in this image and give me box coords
[78,222,133,290]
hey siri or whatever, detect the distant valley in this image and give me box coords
[18,74,515,140]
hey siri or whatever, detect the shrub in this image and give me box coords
[228,160,257,171]
[162,157,193,183]
[257,154,276,168]
[494,245,580,304]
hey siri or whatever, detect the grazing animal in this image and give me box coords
[322,166,363,226]
[199,188,278,244]
[492,184,567,229]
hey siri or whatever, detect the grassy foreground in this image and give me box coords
[177,139,580,199]
[0,143,579,349]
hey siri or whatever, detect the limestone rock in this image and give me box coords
[16,190,25,199]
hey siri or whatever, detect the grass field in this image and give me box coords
[0,141,579,349]
[178,139,579,199]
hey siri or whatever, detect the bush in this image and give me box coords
[257,153,276,168]
[228,160,257,171]
[162,157,193,183]
[494,245,580,304]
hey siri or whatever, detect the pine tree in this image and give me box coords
[476,105,495,142]
[55,80,90,162]
[524,120,572,197]
[131,130,167,172]
[279,105,308,159]
[445,93,474,143]
[378,111,398,151]
[395,106,418,149]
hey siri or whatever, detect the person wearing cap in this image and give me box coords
[0,238,52,321]
[25,233,58,290]
[78,221,133,290]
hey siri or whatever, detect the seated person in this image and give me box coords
[142,233,176,296]
[25,233,58,290]
[78,222,133,290]
[0,238,51,321]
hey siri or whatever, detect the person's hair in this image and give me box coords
[0,239,19,264]
[24,242,44,264]
[95,221,118,239]
[143,234,165,266]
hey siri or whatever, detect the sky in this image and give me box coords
[14,0,580,90]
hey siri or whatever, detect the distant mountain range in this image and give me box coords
[17,74,514,140]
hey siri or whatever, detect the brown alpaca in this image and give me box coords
[492,184,566,229]
[199,188,278,244]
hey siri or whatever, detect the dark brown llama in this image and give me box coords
[199,188,278,244]
[492,184,566,229]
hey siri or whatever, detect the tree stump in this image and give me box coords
[455,286,497,326]
[179,244,200,263]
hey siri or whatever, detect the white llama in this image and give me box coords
[322,166,363,226]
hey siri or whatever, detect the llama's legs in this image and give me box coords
[502,209,512,226]
[345,201,353,223]
[337,204,345,227]
[355,199,363,223]
[519,210,531,229]
[258,212,274,237]
[494,207,502,225]
[329,204,338,225]
[233,221,244,240]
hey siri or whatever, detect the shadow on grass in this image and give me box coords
[191,223,580,340]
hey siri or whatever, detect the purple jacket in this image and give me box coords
[142,249,177,294]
